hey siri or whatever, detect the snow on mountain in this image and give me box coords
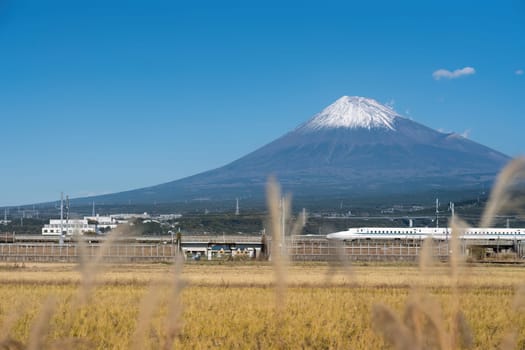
[299,96,401,132]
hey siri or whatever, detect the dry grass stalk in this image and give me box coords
[324,239,355,286]
[481,157,525,228]
[130,279,164,350]
[61,225,138,340]
[162,253,185,350]
[288,204,305,237]
[373,204,475,349]
[478,158,525,349]
[418,237,434,274]
[74,223,141,308]
[449,215,472,349]
[266,177,288,312]
[449,216,468,282]
[372,304,415,350]
[410,237,444,348]
[130,253,185,350]
[454,310,473,349]
[407,297,448,350]
[26,297,57,350]
[374,289,470,350]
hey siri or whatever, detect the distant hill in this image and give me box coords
[72,96,510,206]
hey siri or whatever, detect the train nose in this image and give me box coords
[326,232,342,240]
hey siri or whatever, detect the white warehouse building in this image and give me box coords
[41,214,126,236]
[42,219,96,235]
[84,214,121,232]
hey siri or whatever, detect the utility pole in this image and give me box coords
[281,197,285,237]
[66,195,70,235]
[435,198,439,228]
[59,192,64,246]
[279,197,286,256]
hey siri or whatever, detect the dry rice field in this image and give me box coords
[0,261,525,349]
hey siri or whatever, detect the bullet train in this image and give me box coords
[326,227,525,241]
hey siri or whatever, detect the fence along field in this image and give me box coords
[0,158,525,349]
[0,239,455,263]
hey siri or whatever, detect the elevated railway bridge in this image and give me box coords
[0,233,522,262]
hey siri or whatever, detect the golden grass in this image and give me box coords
[0,263,524,349]
[1,262,525,288]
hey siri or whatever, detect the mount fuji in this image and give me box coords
[80,96,510,204]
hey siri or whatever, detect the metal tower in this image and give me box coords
[435,198,439,228]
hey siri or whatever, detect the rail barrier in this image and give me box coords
[0,243,177,263]
[0,235,520,262]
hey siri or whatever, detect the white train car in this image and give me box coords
[326,227,525,241]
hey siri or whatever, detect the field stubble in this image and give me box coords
[0,262,524,349]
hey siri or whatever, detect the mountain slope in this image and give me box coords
[79,96,510,204]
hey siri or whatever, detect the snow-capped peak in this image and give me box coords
[300,96,402,131]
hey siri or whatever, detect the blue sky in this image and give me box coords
[0,0,524,206]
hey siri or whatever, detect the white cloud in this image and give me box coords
[460,129,471,138]
[516,69,524,75]
[385,98,395,109]
[432,66,476,80]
